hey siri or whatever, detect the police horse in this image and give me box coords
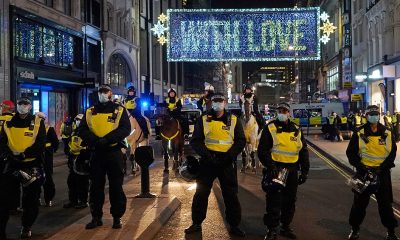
[125,112,152,175]
[241,101,259,173]
[155,106,184,173]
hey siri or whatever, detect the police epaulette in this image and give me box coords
[226,113,232,127]
[29,119,35,131]
[90,107,97,115]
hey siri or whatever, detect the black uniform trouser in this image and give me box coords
[0,173,41,234]
[191,161,241,227]
[67,169,89,204]
[264,168,298,229]
[62,138,71,155]
[89,148,126,219]
[349,171,398,230]
[132,111,149,136]
[41,150,55,202]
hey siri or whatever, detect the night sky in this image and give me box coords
[210,0,295,8]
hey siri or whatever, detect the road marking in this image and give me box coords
[309,146,400,218]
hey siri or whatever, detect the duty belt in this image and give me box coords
[205,139,233,145]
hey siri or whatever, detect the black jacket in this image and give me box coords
[346,123,397,171]
[0,113,46,166]
[45,126,59,153]
[257,120,310,175]
[79,101,131,151]
[190,110,246,161]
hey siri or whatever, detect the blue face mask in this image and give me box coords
[277,113,288,122]
[367,115,380,124]
[212,102,224,112]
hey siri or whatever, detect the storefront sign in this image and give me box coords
[167,8,320,61]
[19,71,35,80]
[351,94,363,102]
[343,82,352,88]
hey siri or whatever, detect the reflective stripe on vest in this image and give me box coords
[69,135,85,155]
[4,115,41,161]
[86,106,124,139]
[203,115,237,152]
[268,123,302,163]
[0,114,13,132]
[358,128,392,167]
[166,97,178,111]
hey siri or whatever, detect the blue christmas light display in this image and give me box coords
[167,8,320,62]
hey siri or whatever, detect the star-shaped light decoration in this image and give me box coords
[158,35,168,45]
[320,12,329,22]
[158,13,168,23]
[150,21,167,38]
[320,20,337,36]
[320,35,330,44]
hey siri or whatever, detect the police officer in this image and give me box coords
[354,112,362,130]
[328,112,343,141]
[123,86,149,138]
[61,117,74,155]
[0,100,15,131]
[239,85,265,129]
[197,84,214,113]
[258,102,309,240]
[165,88,189,140]
[64,114,90,209]
[79,84,130,229]
[384,111,393,130]
[39,114,59,207]
[185,93,246,237]
[0,97,46,239]
[346,105,398,240]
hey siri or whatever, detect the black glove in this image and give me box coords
[298,173,307,185]
[266,164,278,178]
[96,137,109,147]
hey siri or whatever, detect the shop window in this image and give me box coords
[107,54,131,88]
[86,0,101,27]
[14,17,75,67]
[327,66,339,92]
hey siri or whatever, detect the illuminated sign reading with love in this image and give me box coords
[167,8,321,62]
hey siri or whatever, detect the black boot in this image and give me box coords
[112,218,122,229]
[264,228,277,240]
[184,224,202,234]
[348,228,360,240]
[20,227,31,239]
[0,232,6,240]
[280,225,296,239]
[229,226,246,237]
[85,218,103,229]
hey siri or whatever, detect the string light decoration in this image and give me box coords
[319,11,337,44]
[150,13,169,45]
[166,8,321,62]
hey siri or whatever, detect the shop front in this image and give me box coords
[10,7,97,136]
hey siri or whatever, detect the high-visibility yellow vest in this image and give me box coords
[392,115,397,124]
[61,122,76,138]
[69,135,86,155]
[328,116,335,124]
[358,128,392,167]
[3,115,42,162]
[268,123,302,163]
[124,97,137,110]
[385,115,392,124]
[355,115,361,125]
[203,114,237,152]
[166,97,178,111]
[85,106,124,143]
[341,117,347,124]
[0,114,14,132]
[361,116,367,124]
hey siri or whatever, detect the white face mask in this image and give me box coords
[17,104,30,115]
[98,93,110,103]
[277,113,289,122]
[75,120,81,127]
[212,102,225,112]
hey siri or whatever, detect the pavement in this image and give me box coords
[306,134,400,206]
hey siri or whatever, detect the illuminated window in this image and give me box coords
[327,66,339,92]
[107,54,131,87]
